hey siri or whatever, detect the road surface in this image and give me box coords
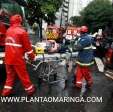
[0,34,113,112]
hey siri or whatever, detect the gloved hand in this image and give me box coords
[27,52,36,62]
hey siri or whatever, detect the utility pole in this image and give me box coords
[60,0,70,27]
[67,0,70,22]
[60,5,63,27]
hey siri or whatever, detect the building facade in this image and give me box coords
[68,0,94,19]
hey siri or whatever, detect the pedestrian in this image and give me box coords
[1,14,36,96]
[74,26,94,89]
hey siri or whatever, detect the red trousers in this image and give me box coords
[75,65,93,88]
[2,64,35,96]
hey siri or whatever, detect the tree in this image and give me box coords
[2,3,22,15]
[26,0,63,25]
[0,0,23,24]
[80,0,113,33]
[70,16,83,26]
[25,0,63,40]
[0,0,23,15]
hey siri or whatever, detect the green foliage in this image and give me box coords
[2,3,23,15]
[70,16,83,26]
[26,0,63,25]
[41,0,62,14]
[41,3,55,14]
[71,0,113,33]
[25,0,42,25]
[80,0,113,32]
[0,1,23,24]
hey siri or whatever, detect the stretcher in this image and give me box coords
[26,51,78,84]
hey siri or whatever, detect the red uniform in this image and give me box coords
[0,21,6,46]
[2,14,36,96]
[75,65,93,88]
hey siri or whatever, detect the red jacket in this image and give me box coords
[105,48,113,64]
[5,15,35,65]
[0,21,6,46]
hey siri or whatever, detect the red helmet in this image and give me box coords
[81,26,88,33]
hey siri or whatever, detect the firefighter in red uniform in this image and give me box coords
[0,21,7,50]
[1,14,36,96]
[74,26,94,89]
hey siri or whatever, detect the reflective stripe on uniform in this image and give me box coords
[25,85,33,91]
[5,43,22,47]
[4,86,12,89]
[83,45,96,50]
[26,50,33,54]
[76,61,94,66]
[76,81,82,84]
[83,45,92,50]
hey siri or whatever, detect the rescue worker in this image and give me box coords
[1,14,36,96]
[74,26,94,89]
[0,21,7,51]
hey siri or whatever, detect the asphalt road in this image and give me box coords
[0,63,113,112]
[0,34,113,112]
